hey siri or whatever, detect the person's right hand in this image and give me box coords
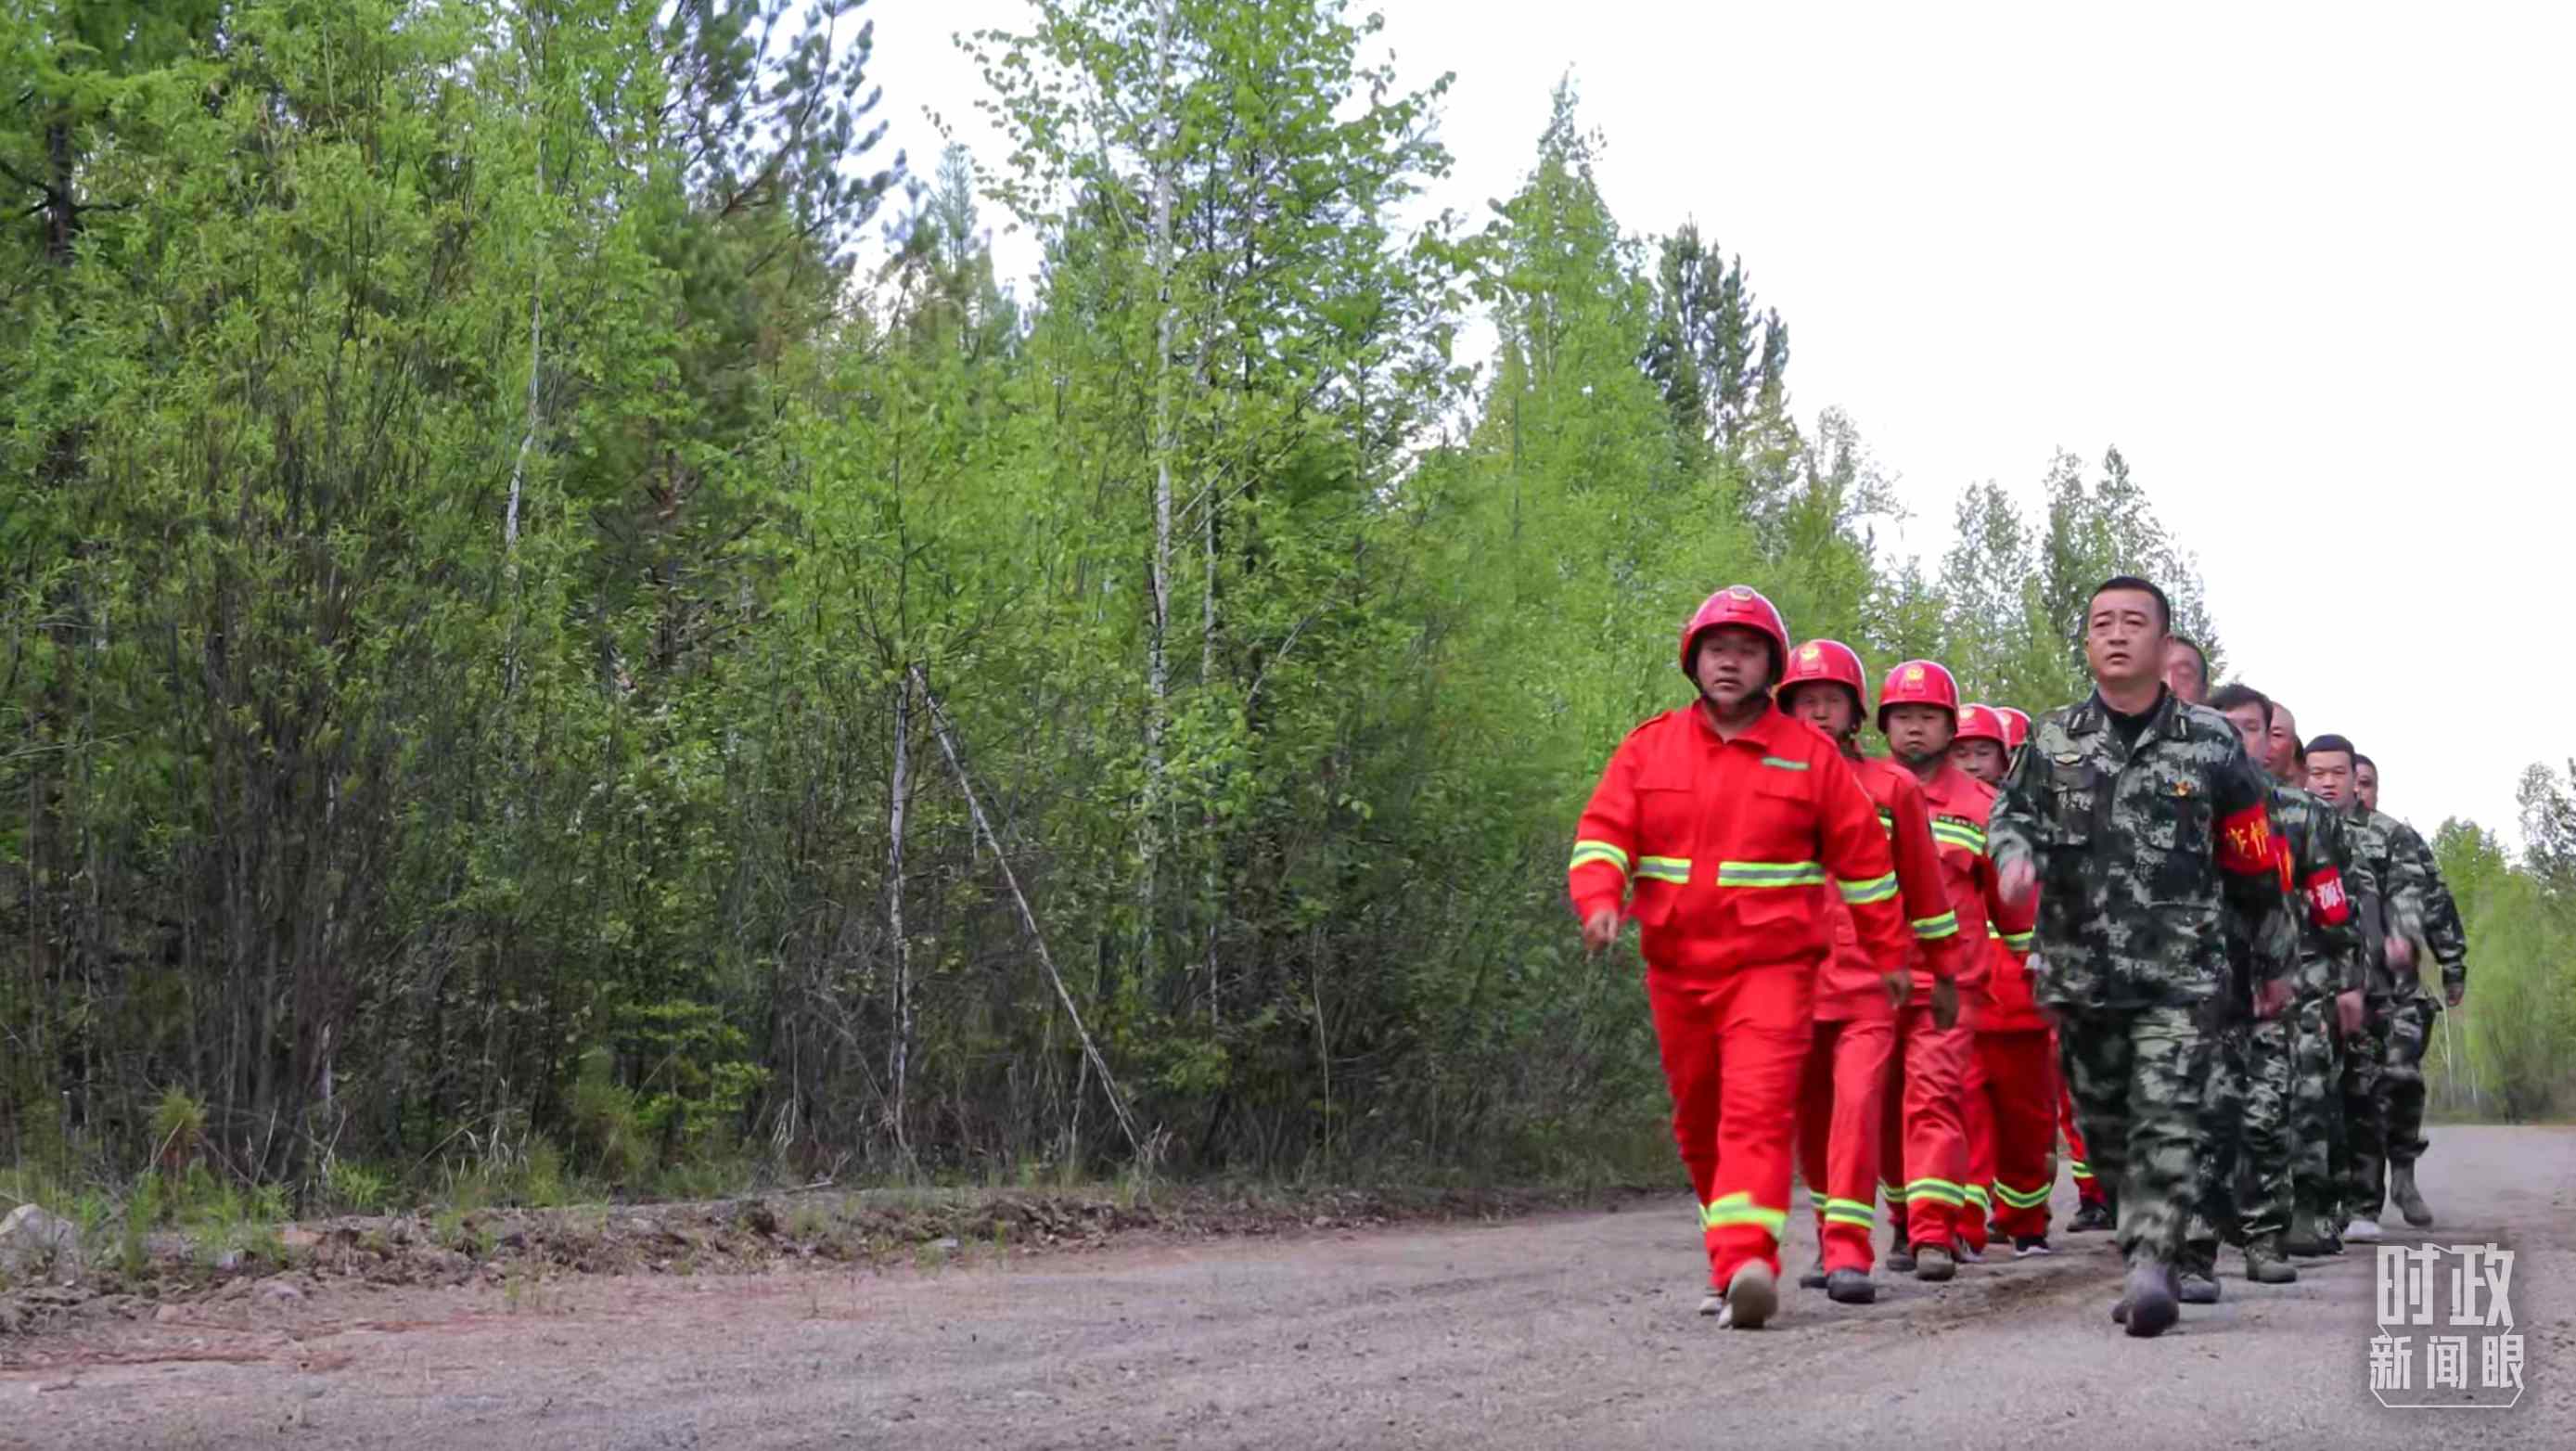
[1882,969,1911,1011]
[1930,976,1961,1031]
[1998,856,2036,912]
[2336,988,2365,1038]
[1582,907,1621,957]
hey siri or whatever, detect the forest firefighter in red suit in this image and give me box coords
[1874,661,2027,1278]
[1954,704,2059,1253]
[1999,704,2111,1232]
[1569,587,1915,1329]
[1776,639,1969,1305]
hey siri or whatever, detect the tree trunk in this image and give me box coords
[1139,0,1179,988]
[886,676,915,1167]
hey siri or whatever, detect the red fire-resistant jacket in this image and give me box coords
[1912,760,2033,1004]
[1818,753,1968,1016]
[1569,703,1914,982]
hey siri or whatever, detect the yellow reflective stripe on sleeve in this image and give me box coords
[1836,871,1897,905]
[1635,855,1691,885]
[2070,1161,2095,1181]
[2003,930,2034,952]
[1700,1192,1789,1236]
[1569,841,1632,877]
[1718,860,1826,889]
[1930,820,1987,854]
[1876,808,1896,840]
[1566,840,1628,876]
[1910,909,1959,941]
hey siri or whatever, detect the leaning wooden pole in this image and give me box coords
[912,666,1147,1162]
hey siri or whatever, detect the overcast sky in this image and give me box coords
[865,0,2573,845]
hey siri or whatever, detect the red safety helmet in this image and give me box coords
[1678,584,1789,682]
[1955,703,2008,748]
[1775,638,1868,719]
[1997,706,2032,752]
[1876,659,1960,733]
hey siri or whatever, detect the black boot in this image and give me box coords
[2391,1163,2435,1228]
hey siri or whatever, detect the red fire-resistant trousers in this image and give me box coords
[1648,961,1813,1289]
[1880,1005,1972,1252]
[1960,1034,1996,1252]
[1798,1016,1895,1275]
[1977,1028,2061,1239]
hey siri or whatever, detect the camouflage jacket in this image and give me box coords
[1992,688,2299,1011]
[2267,783,2368,1004]
[2341,806,2431,998]
[2385,816,2469,995]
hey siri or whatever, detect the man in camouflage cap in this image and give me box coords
[1992,576,2299,1339]
[2182,687,2376,1295]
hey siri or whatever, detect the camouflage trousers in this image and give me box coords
[2185,1009,2298,1265]
[2338,1006,2391,1219]
[2289,995,2344,1223]
[2057,1005,2209,1265]
[2383,995,2436,1169]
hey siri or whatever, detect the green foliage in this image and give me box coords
[15,0,2517,1214]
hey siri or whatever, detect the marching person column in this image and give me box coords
[1778,640,1967,1306]
[1568,586,1915,1329]
[1989,576,2300,1339]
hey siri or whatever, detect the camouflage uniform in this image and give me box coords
[2381,820,2467,1176]
[2185,782,2365,1271]
[2336,807,2431,1220]
[1992,691,2298,1271]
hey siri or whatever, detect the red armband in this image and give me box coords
[2302,866,2352,927]
[2216,803,2276,878]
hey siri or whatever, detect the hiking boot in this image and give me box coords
[1826,1268,1877,1305]
[2068,1201,2114,1234]
[1913,1245,1956,1282]
[2244,1239,2300,1285]
[2013,1236,2054,1258]
[2281,1227,2326,1257]
[2391,1165,2435,1228]
[2178,1268,2222,1304]
[2116,1261,2180,1337]
[1886,1243,1917,1274]
[1721,1261,1777,1330]
[1798,1269,1830,1290]
[2345,1217,2384,1244]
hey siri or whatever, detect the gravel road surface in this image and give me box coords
[6,1125,2569,1449]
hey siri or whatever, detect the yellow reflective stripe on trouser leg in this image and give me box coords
[1835,871,1897,905]
[1701,1192,1788,1236]
[1994,1180,2053,1209]
[1963,1184,1991,1210]
[1718,860,1826,889]
[1822,1197,1876,1228]
[1905,1178,1966,1206]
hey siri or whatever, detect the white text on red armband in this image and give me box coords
[2303,867,2352,927]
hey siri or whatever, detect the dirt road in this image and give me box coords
[6,1125,2569,1449]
